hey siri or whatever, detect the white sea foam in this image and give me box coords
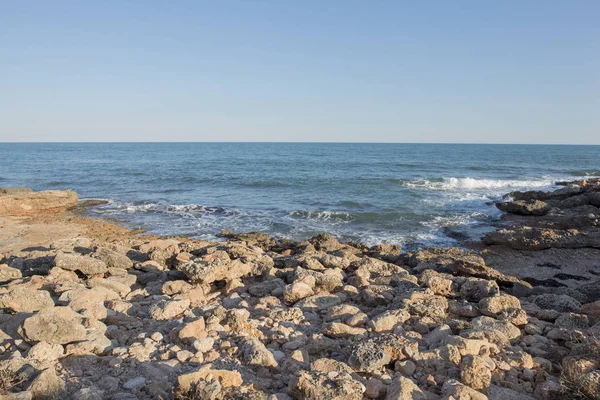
[403,177,554,191]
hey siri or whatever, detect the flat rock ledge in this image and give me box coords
[0,188,78,216]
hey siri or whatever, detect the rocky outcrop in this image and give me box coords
[0,188,78,216]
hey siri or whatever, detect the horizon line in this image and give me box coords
[1,141,600,146]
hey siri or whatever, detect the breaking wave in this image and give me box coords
[400,177,555,191]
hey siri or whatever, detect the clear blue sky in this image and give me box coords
[1,1,599,143]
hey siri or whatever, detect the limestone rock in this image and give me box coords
[240,337,278,367]
[54,252,108,276]
[386,375,427,400]
[0,264,22,283]
[460,355,492,390]
[288,370,364,400]
[149,299,190,320]
[23,306,88,344]
[0,287,54,313]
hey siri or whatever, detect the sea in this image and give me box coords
[1,143,598,250]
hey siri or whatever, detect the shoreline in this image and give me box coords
[0,181,599,399]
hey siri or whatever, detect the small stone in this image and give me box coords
[192,337,215,353]
[123,377,146,390]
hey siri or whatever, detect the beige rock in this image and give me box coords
[461,355,492,390]
[441,379,488,400]
[386,375,426,400]
[369,309,410,332]
[240,337,278,367]
[0,287,54,313]
[177,364,243,391]
[0,189,77,216]
[54,252,108,276]
[283,282,314,305]
[26,341,65,362]
[288,370,364,400]
[149,299,190,320]
[179,317,207,344]
[479,294,521,316]
[0,264,22,283]
[26,367,65,399]
[23,306,88,345]
[322,322,366,338]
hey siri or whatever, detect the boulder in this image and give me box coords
[54,252,108,276]
[0,264,22,283]
[23,307,88,344]
[149,299,190,320]
[0,287,54,313]
[288,370,364,400]
[240,337,278,367]
[496,200,551,216]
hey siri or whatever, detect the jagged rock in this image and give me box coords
[283,282,314,304]
[530,293,581,312]
[348,341,391,372]
[240,337,278,367]
[23,307,88,344]
[179,317,207,344]
[386,375,427,400]
[460,278,500,302]
[248,278,286,297]
[487,385,535,399]
[296,294,341,312]
[322,322,366,338]
[496,200,551,216]
[478,294,521,317]
[178,258,259,284]
[177,364,243,391]
[26,366,65,399]
[310,233,343,251]
[460,355,492,390]
[409,248,527,286]
[288,370,364,400]
[26,341,65,362]
[483,226,600,250]
[369,309,411,332]
[94,247,133,269]
[54,252,108,276]
[0,264,22,283]
[0,287,54,313]
[149,299,190,320]
[471,316,521,340]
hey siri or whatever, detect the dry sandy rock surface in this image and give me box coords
[1,181,600,399]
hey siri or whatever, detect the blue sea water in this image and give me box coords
[1,143,598,249]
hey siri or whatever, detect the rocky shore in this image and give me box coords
[1,180,600,399]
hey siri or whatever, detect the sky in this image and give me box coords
[1,1,599,144]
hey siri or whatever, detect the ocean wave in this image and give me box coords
[400,177,554,191]
[289,210,354,223]
[89,200,234,217]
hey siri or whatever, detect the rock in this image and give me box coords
[310,233,343,251]
[395,360,416,376]
[0,189,77,216]
[288,370,364,400]
[369,309,411,332]
[530,293,582,312]
[0,287,54,313]
[581,300,600,321]
[283,282,314,304]
[386,375,427,400]
[0,264,22,283]
[54,252,108,276]
[248,278,286,297]
[240,337,278,367]
[26,367,64,399]
[177,364,243,391]
[296,294,341,312]
[87,277,132,297]
[365,378,383,398]
[487,385,535,399]
[483,226,600,251]
[496,200,551,216]
[192,337,214,353]
[23,306,88,344]
[179,317,206,344]
[149,299,190,320]
[178,258,255,284]
[460,278,500,302]
[348,341,391,372]
[123,377,146,390]
[94,247,133,270]
[26,341,65,362]
[441,379,487,400]
[460,355,491,390]
[471,316,521,340]
[478,294,521,317]
[322,322,366,338]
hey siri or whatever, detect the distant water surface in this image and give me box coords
[1,143,598,249]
